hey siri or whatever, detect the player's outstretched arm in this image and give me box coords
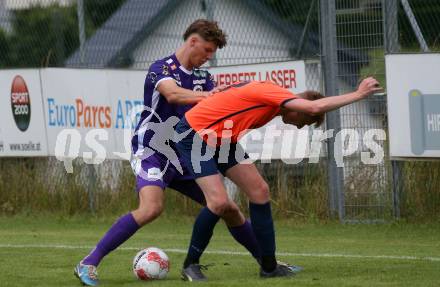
[284,77,382,115]
[157,79,210,105]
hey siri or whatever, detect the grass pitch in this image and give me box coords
[0,215,439,286]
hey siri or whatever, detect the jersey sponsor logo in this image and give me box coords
[162,65,170,76]
[194,69,207,78]
[170,64,177,70]
[147,167,163,180]
[193,85,203,91]
[193,79,206,85]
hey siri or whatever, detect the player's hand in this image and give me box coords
[200,91,212,99]
[210,84,229,94]
[357,77,383,98]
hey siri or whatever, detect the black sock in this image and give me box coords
[183,207,220,268]
[261,255,277,272]
[249,201,277,272]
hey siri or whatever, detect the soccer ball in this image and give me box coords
[133,247,170,280]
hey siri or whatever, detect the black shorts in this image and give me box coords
[175,117,249,178]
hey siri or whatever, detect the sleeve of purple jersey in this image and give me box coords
[146,60,175,88]
[204,71,215,91]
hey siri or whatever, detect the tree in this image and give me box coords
[0,28,10,68]
[0,1,127,68]
[85,0,126,32]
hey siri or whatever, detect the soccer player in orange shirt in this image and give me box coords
[175,78,382,279]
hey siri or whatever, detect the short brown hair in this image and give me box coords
[183,19,227,49]
[297,90,325,127]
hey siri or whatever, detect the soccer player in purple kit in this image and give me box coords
[74,19,273,286]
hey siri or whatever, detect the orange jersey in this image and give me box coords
[185,81,297,145]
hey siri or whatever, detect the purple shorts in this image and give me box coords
[131,153,206,205]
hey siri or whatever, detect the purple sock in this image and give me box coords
[228,219,262,259]
[82,213,140,266]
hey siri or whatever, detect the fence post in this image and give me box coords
[384,0,402,219]
[85,164,96,214]
[77,0,86,64]
[205,0,217,67]
[320,0,345,221]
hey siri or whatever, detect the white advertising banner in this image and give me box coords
[386,54,440,158]
[41,68,145,161]
[209,61,308,159]
[1,61,309,161]
[0,70,48,156]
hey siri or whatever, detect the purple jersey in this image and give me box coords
[132,54,214,157]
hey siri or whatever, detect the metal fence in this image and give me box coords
[0,0,439,221]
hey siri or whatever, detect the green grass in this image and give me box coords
[0,215,439,286]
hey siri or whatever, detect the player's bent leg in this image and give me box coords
[171,179,262,262]
[74,211,141,286]
[132,185,165,226]
[220,199,245,226]
[226,163,302,277]
[181,174,230,281]
[75,185,165,286]
[222,199,263,260]
[195,174,230,215]
[225,163,279,275]
[225,163,269,204]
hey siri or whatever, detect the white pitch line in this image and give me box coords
[0,244,439,262]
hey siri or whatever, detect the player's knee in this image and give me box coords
[251,181,270,203]
[207,197,230,215]
[135,204,163,226]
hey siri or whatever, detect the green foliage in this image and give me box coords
[398,0,440,50]
[1,157,439,222]
[0,158,138,217]
[359,48,386,86]
[0,158,327,220]
[85,0,126,31]
[265,0,440,51]
[6,5,79,67]
[0,1,126,68]
[263,0,318,28]
[400,161,440,221]
[0,28,10,67]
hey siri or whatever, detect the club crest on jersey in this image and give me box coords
[193,85,203,91]
[170,64,177,70]
[162,65,170,76]
[148,72,157,83]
